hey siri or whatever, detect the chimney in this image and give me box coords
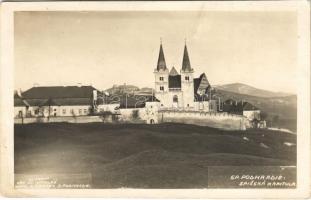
[93,90,98,108]
[17,88,22,97]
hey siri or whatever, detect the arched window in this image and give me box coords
[173,95,178,102]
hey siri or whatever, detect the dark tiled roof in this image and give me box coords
[168,75,181,88]
[14,95,29,107]
[223,100,259,113]
[25,98,93,106]
[25,99,46,107]
[241,102,259,111]
[40,98,60,106]
[49,98,92,106]
[22,86,98,99]
[156,44,167,71]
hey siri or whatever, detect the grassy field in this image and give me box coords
[15,123,296,188]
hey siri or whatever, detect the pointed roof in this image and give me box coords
[182,44,192,72]
[169,67,179,76]
[194,73,210,94]
[156,44,167,71]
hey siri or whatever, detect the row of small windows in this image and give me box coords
[33,108,88,115]
[62,108,88,115]
[160,86,164,91]
[159,77,164,81]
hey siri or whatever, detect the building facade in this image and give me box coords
[154,43,215,111]
[14,86,99,118]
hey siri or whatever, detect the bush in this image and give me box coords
[131,110,140,120]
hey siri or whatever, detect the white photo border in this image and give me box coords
[0,1,310,198]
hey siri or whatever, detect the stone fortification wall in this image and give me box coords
[159,110,249,130]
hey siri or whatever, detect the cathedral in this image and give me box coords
[154,42,215,111]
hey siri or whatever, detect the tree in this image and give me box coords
[272,115,279,128]
[100,111,113,122]
[132,109,140,120]
[251,118,260,128]
[260,111,268,121]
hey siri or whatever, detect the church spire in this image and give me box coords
[182,43,192,72]
[156,41,167,71]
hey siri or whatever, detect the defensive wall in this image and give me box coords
[158,110,250,130]
[15,107,251,131]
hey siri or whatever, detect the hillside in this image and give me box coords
[214,83,292,98]
[105,84,140,95]
[215,88,296,121]
[102,83,297,131]
[15,123,296,188]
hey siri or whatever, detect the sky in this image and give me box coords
[15,11,297,93]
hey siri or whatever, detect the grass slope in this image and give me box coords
[15,123,296,188]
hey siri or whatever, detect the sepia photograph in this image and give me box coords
[0,1,310,198]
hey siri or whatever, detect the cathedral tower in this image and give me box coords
[154,42,169,107]
[181,43,195,108]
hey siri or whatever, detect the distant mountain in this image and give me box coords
[105,84,140,95]
[214,89,297,123]
[104,85,155,96]
[136,87,155,95]
[214,83,292,98]
[103,83,296,126]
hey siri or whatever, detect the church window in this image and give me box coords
[159,77,164,81]
[173,95,178,102]
[187,104,189,107]
[160,86,164,91]
[185,76,189,81]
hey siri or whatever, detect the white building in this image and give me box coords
[154,42,216,111]
[14,93,29,118]
[14,86,99,118]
